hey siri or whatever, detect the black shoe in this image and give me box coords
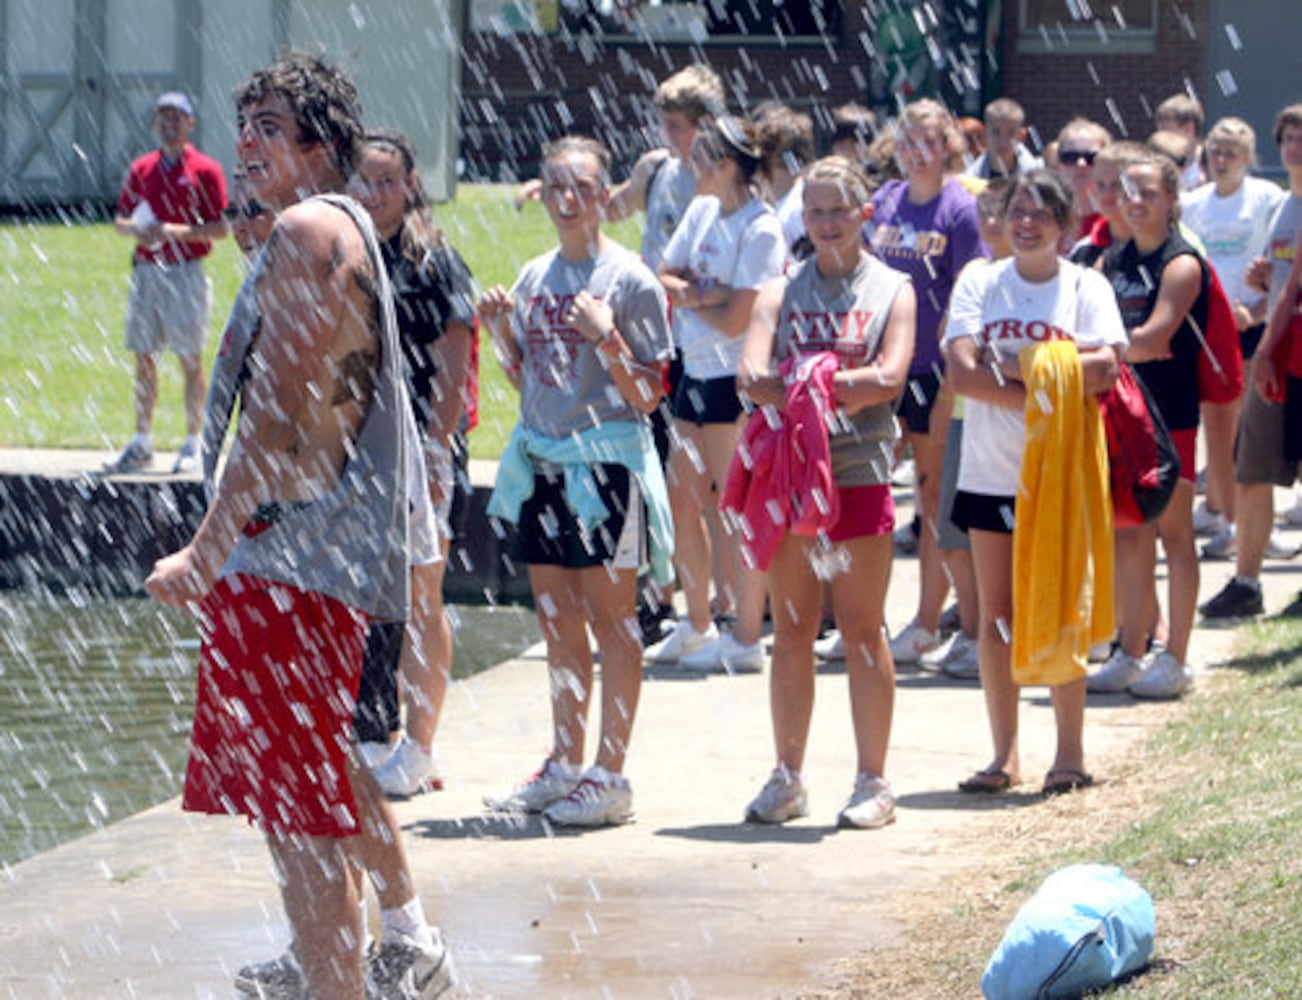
[1279,591,1302,618]
[1199,578,1264,619]
[638,604,677,646]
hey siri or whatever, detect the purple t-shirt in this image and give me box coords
[867,178,984,376]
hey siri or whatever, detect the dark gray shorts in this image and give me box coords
[1235,387,1301,487]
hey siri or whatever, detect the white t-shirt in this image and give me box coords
[1180,177,1285,310]
[943,258,1128,497]
[661,194,786,379]
[774,177,806,253]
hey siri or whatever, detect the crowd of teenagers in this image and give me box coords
[141,48,1302,999]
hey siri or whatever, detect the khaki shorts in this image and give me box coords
[125,258,212,357]
[1235,387,1301,487]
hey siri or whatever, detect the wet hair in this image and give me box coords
[755,105,816,177]
[1206,116,1257,166]
[896,99,968,173]
[1155,94,1205,133]
[696,116,764,183]
[1057,117,1112,151]
[654,64,725,124]
[1126,149,1183,225]
[235,50,363,176]
[830,103,878,148]
[984,98,1026,127]
[1003,168,1077,233]
[1274,103,1302,146]
[1147,129,1194,168]
[541,134,612,184]
[362,128,447,269]
[803,155,880,206]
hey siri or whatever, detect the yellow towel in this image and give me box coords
[1012,341,1115,686]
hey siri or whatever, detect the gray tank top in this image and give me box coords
[775,255,910,487]
[217,194,417,622]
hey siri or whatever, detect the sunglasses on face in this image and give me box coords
[1059,149,1097,166]
[225,201,267,221]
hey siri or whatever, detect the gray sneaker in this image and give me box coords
[938,633,980,680]
[483,757,579,813]
[172,436,200,474]
[104,439,153,475]
[368,931,457,999]
[234,945,306,999]
[744,765,808,824]
[542,765,634,827]
[1087,648,1144,693]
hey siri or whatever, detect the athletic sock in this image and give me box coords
[381,897,434,949]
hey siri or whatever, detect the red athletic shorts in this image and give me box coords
[827,484,895,542]
[182,574,369,838]
[1170,427,1197,485]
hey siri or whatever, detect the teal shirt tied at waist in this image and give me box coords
[487,420,675,587]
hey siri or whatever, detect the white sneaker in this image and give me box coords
[1201,523,1236,560]
[172,435,200,475]
[368,928,457,999]
[1266,531,1300,560]
[938,633,980,679]
[1087,641,1112,663]
[837,774,896,829]
[1192,501,1227,537]
[744,765,808,824]
[543,765,634,827]
[358,740,397,770]
[372,737,443,798]
[679,632,765,674]
[889,622,939,664]
[234,945,306,999]
[484,757,580,813]
[1128,650,1192,700]
[1283,494,1302,528]
[814,629,845,660]
[644,618,718,663]
[1087,647,1144,693]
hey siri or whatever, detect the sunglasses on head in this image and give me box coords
[1059,149,1097,166]
[225,201,267,221]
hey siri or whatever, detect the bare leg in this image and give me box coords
[133,352,158,436]
[1114,524,1158,658]
[944,547,980,637]
[766,535,821,771]
[831,534,895,778]
[1048,678,1087,776]
[268,831,365,999]
[1200,398,1241,521]
[969,528,1019,782]
[580,565,641,774]
[178,351,206,438]
[344,755,419,909]
[1235,482,1275,579]
[528,564,593,767]
[1156,480,1198,664]
[698,420,747,617]
[911,424,951,634]
[668,422,716,633]
[400,542,452,749]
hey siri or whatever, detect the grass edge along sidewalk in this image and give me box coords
[799,616,1302,1000]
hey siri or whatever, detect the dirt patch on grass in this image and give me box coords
[794,700,1221,999]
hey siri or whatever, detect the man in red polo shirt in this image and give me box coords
[108,91,228,475]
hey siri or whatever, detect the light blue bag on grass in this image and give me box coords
[981,863,1155,999]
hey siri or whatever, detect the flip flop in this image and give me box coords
[957,769,1016,794]
[1041,769,1095,797]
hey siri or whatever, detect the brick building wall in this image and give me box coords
[458,1,1211,180]
[998,0,1210,148]
[459,11,877,180]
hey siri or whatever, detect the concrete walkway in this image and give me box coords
[2,461,1300,997]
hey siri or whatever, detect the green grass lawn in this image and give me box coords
[0,185,643,459]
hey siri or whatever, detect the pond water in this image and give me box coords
[0,592,540,867]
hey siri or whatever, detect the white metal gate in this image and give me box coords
[1,0,202,205]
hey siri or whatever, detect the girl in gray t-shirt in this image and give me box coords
[735,156,917,830]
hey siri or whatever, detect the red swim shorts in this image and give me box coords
[826,484,895,542]
[182,574,369,838]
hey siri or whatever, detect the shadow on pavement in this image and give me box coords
[653,822,835,845]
